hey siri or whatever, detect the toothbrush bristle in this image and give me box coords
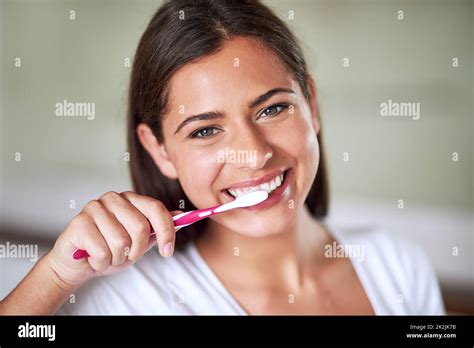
[236,190,268,207]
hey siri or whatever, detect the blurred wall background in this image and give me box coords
[1,0,473,312]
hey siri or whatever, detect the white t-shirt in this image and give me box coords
[56,224,445,315]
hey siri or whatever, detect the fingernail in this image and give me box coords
[163,242,174,257]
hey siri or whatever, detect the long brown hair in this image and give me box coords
[128,0,329,251]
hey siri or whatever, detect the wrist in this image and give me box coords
[43,251,82,294]
[0,251,80,315]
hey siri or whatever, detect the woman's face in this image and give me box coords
[150,37,320,237]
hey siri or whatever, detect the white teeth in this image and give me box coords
[275,175,281,187]
[226,171,286,198]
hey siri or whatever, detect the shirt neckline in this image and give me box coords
[322,221,380,315]
[187,241,249,315]
[187,224,380,315]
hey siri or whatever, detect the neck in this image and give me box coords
[195,205,330,291]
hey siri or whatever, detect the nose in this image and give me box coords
[226,122,273,170]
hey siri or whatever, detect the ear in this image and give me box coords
[136,123,178,180]
[307,74,320,135]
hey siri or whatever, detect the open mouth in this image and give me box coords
[221,169,289,200]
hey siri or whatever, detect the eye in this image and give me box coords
[259,103,289,119]
[189,126,221,139]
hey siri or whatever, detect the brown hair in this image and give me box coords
[127,0,329,251]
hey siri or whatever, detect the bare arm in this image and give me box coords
[0,251,77,315]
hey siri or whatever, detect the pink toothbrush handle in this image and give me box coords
[72,205,221,260]
[171,204,221,227]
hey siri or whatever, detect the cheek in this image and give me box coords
[300,122,319,175]
[274,116,320,193]
[172,147,221,208]
[298,121,320,194]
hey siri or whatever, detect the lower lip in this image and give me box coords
[222,169,293,211]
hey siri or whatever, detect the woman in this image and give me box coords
[0,0,444,315]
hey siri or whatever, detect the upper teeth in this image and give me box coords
[227,172,285,198]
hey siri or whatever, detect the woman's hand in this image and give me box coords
[0,191,182,315]
[47,191,182,289]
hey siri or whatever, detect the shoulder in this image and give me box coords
[326,223,445,314]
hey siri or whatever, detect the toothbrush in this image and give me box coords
[72,190,268,260]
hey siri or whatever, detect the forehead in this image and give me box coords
[166,37,295,114]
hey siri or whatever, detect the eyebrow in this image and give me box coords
[173,87,296,135]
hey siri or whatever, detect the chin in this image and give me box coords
[234,225,289,238]
[213,208,297,238]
